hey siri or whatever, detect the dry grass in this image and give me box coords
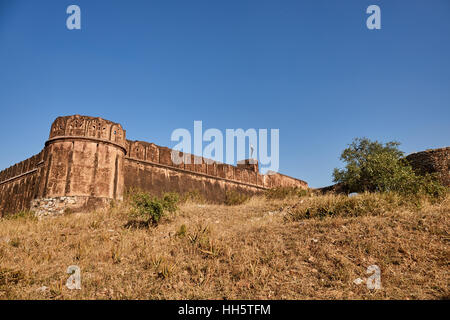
[0,192,448,300]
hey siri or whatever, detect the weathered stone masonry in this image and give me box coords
[406,147,450,187]
[0,115,308,217]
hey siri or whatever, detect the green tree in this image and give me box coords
[333,138,445,196]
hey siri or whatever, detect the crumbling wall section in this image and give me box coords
[406,147,450,187]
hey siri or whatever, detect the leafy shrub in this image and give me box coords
[333,137,446,197]
[265,187,311,200]
[130,191,179,225]
[224,190,249,206]
[417,173,448,199]
[161,192,180,213]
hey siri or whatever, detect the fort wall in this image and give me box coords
[123,158,264,202]
[0,115,308,217]
[2,115,447,217]
[123,139,306,201]
[406,147,450,187]
[0,152,44,215]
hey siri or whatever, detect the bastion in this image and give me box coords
[0,115,308,217]
[406,147,450,187]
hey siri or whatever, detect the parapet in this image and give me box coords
[48,115,127,152]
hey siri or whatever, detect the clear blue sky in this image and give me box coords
[0,0,449,188]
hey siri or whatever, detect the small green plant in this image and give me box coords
[131,191,164,225]
[224,190,249,206]
[130,191,179,225]
[3,210,36,221]
[176,224,187,237]
[161,192,179,213]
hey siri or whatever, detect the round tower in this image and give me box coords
[406,147,449,187]
[32,115,127,216]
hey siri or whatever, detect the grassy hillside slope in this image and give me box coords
[0,192,448,299]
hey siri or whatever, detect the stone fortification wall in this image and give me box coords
[406,147,449,187]
[0,115,308,217]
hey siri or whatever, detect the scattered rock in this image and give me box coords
[37,286,48,292]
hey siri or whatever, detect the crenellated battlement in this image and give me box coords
[0,152,44,185]
[49,115,127,150]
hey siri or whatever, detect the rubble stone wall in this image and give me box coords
[406,147,450,187]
